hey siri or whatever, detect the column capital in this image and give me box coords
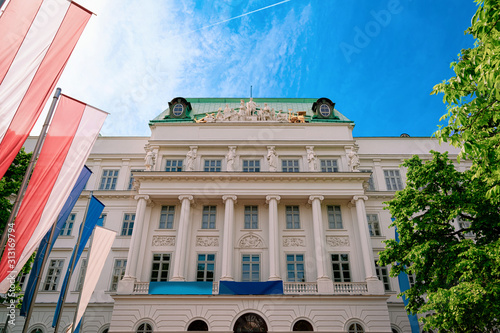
[308,195,324,204]
[222,194,237,203]
[134,194,150,201]
[351,195,368,204]
[178,195,194,203]
[266,195,281,204]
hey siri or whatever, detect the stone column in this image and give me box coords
[171,195,194,281]
[266,195,281,280]
[352,196,377,280]
[220,195,237,280]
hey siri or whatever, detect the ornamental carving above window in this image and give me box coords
[239,234,264,248]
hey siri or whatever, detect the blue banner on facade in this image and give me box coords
[219,281,283,295]
[149,281,213,295]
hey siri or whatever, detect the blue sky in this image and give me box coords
[53,0,478,137]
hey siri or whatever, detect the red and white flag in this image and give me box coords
[0,95,107,291]
[0,0,92,179]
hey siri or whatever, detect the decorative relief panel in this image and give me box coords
[196,236,219,247]
[282,236,305,247]
[238,234,264,248]
[326,236,350,247]
[152,235,175,247]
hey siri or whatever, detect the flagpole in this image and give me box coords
[21,219,58,333]
[54,193,92,333]
[0,88,62,255]
[71,214,98,333]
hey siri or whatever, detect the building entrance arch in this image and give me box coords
[233,313,268,333]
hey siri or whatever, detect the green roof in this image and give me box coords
[151,98,352,123]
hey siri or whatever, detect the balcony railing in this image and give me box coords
[133,281,369,295]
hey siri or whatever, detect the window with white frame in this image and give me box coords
[457,217,474,236]
[99,169,119,190]
[43,259,64,291]
[375,261,391,291]
[242,254,260,282]
[348,323,364,333]
[242,160,260,172]
[286,254,305,282]
[136,323,153,333]
[327,205,343,229]
[282,159,299,172]
[244,206,258,229]
[60,213,76,236]
[128,169,142,189]
[110,259,127,291]
[408,272,416,288]
[150,253,170,282]
[202,206,216,229]
[197,254,215,281]
[360,169,376,191]
[367,214,381,236]
[159,206,175,229]
[331,253,351,282]
[165,159,183,172]
[121,213,135,236]
[285,206,300,229]
[320,159,338,172]
[17,270,29,290]
[204,159,222,172]
[75,258,87,291]
[384,169,403,191]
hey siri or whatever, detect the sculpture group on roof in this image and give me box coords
[195,98,301,123]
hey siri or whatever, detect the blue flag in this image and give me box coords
[20,166,92,317]
[52,195,105,328]
[394,221,420,333]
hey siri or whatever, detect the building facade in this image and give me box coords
[4,98,465,333]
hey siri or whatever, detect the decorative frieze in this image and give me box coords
[196,236,219,247]
[238,234,264,248]
[326,236,350,247]
[152,235,175,247]
[282,236,305,247]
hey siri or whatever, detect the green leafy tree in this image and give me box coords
[379,151,500,332]
[432,0,500,201]
[0,148,33,308]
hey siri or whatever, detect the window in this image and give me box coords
[204,159,221,172]
[202,206,216,229]
[242,160,260,172]
[375,261,391,291]
[458,217,474,236]
[242,254,260,282]
[110,259,127,291]
[43,259,64,291]
[99,169,119,190]
[286,254,305,282]
[360,169,375,191]
[17,271,29,290]
[121,213,135,236]
[75,258,87,291]
[128,169,142,189]
[286,206,300,229]
[187,320,208,331]
[60,213,76,236]
[367,214,381,236]
[197,254,215,281]
[348,323,364,333]
[282,159,299,172]
[165,159,183,172]
[327,205,343,229]
[320,159,338,172]
[159,206,175,229]
[244,206,258,229]
[384,169,403,191]
[408,272,416,288]
[331,254,351,282]
[293,320,313,331]
[29,329,44,333]
[136,323,153,333]
[150,254,170,282]
[98,213,107,227]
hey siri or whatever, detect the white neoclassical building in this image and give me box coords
[4,97,465,333]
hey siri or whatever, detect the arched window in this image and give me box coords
[188,320,209,331]
[30,329,44,333]
[293,320,313,331]
[234,313,267,333]
[137,323,153,333]
[391,328,401,333]
[348,323,364,333]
